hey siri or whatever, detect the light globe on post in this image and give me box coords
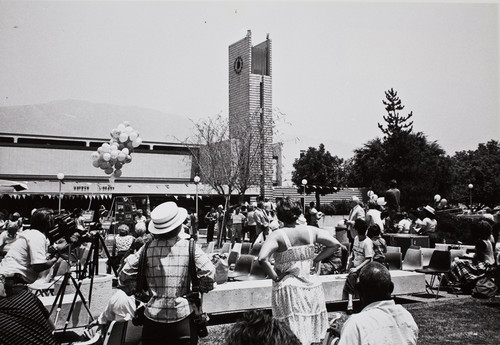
[194,175,201,221]
[301,179,308,215]
[57,173,65,214]
[468,183,474,210]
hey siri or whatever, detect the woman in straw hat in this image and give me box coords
[119,202,215,345]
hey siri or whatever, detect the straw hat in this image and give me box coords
[148,202,188,235]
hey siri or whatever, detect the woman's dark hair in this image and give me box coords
[30,208,53,234]
[276,198,301,225]
[225,310,301,345]
[366,224,381,238]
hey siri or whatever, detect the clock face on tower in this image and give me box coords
[234,56,243,74]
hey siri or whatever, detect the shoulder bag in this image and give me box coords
[188,238,210,338]
[132,241,151,326]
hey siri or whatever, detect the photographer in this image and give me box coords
[119,201,215,345]
[0,208,61,297]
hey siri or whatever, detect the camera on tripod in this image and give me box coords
[47,214,92,246]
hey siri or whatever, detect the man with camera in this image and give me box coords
[0,208,62,297]
[119,201,215,345]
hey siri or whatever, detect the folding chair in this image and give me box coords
[415,250,456,299]
[386,246,402,253]
[241,242,252,255]
[228,255,254,280]
[232,243,242,254]
[402,248,423,271]
[420,248,435,267]
[385,252,402,270]
[227,250,240,270]
[204,241,215,254]
[220,242,231,254]
[103,320,128,345]
[124,320,142,345]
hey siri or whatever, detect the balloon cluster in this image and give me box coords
[90,121,142,181]
[434,194,448,208]
[367,190,386,206]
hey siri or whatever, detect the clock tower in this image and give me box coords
[229,30,274,199]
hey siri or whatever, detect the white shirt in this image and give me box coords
[97,288,136,324]
[366,209,384,233]
[352,236,374,267]
[0,229,48,283]
[339,299,418,345]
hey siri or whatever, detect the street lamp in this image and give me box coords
[468,183,474,210]
[57,173,65,214]
[194,176,201,218]
[301,179,308,215]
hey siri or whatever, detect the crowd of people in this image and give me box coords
[0,177,499,345]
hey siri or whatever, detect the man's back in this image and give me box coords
[385,188,400,212]
[339,300,418,345]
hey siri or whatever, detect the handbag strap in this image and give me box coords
[136,241,151,294]
[189,238,200,293]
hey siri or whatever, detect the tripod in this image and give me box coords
[49,244,94,332]
[81,232,118,306]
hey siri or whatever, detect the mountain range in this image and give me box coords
[0,100,193,143]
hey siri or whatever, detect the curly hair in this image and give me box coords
[225,310,301,345]
[276,198,302,225]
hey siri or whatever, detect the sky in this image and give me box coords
[0,0,499,183]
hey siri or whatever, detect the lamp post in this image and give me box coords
[301,179,308,215]
[57,173,65,214]
[468,183,473,210]
[194,176,200,218]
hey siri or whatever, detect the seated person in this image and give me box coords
[108,224,135,273]
[367,224,387,265]
[0,222,19,261]
[342,219,373,314]
[0,209,61,297]
[84,285,138,344]
[224,310,301,345]
[449,220,496,293]
[338,262,418,345]
[314,241,348,275]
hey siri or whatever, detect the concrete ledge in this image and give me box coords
[203,270,426,314]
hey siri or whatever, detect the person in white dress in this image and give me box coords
[258,198,344,345]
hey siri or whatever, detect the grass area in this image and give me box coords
[199,296,500,345]
[406,296,500,345]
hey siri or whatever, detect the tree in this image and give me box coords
[449,140,500,206]
[378,88,413,138]
[291,143,343,207]
[347,89,453,208]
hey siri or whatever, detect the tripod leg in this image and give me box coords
[98,234,118,276]
[63,275,95,332]
[50,272,70,330]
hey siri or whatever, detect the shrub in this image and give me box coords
[436,213,493,244]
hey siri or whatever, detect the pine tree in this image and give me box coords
[378,88,413,138]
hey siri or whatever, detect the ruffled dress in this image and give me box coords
[272,227,328,345]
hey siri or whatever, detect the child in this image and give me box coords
[342,219,373,313]
[367,224,387,264]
